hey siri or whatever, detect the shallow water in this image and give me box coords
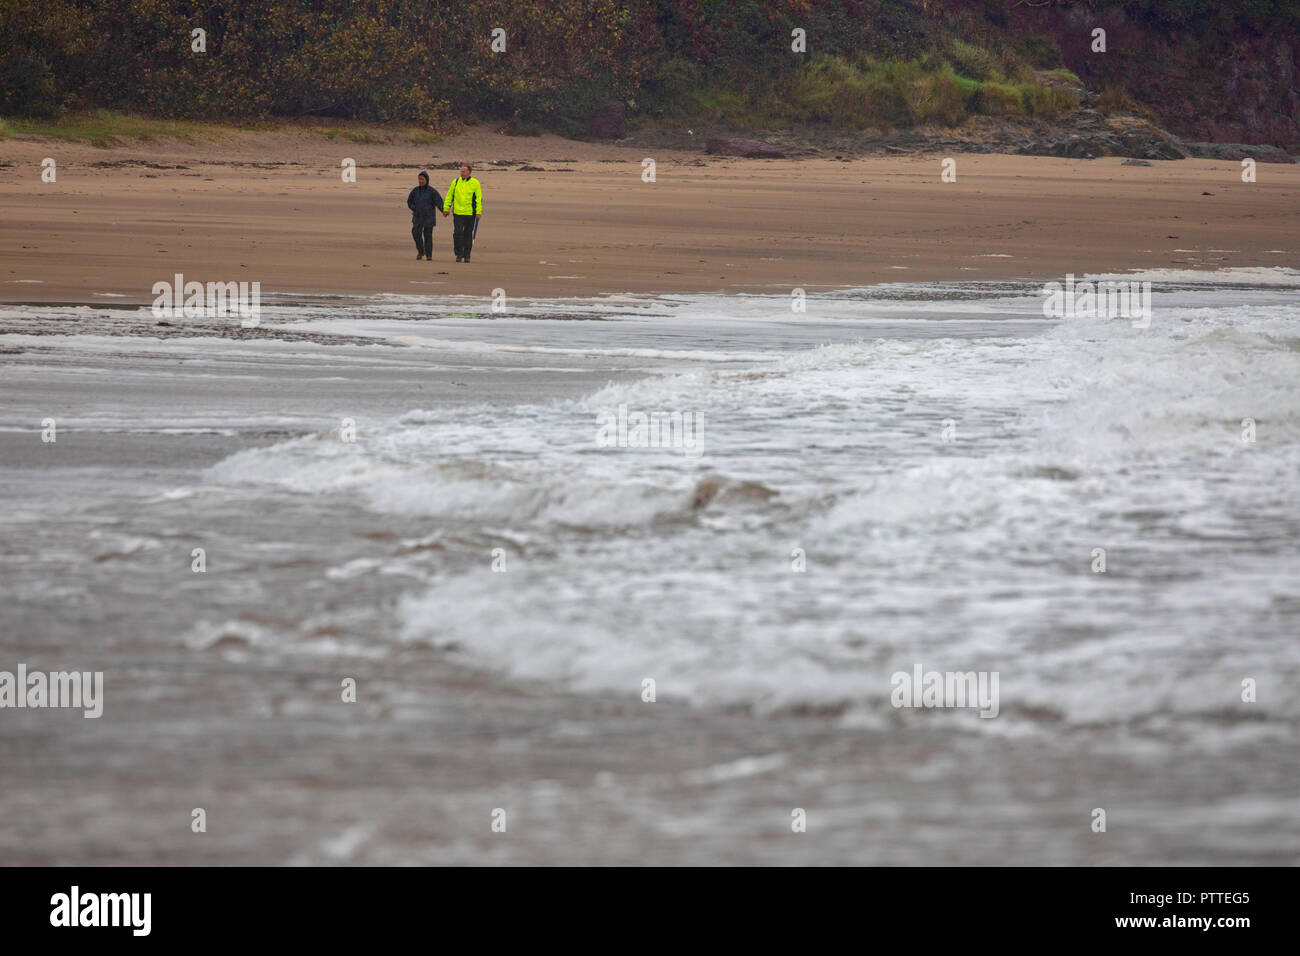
[2,270,1298,864]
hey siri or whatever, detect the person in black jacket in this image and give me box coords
[406,171,445,261]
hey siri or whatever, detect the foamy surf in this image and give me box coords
[188,276,1300,731]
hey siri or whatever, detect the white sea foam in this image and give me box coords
[1081,266,1300,286]
[196,277,1300,726]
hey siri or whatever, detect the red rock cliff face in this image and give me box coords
[995,3,1300,150]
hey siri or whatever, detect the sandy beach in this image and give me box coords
[2,125,1297,305]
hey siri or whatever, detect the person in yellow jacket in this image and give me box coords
[443,164,483,262]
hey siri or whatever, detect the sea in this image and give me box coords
[1,268,1297,864]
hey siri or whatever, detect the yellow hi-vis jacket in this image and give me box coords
[444,176,483,215]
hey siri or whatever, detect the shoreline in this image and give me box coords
[3,264,1298,319]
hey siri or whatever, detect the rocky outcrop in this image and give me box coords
[630,109,1293,165]
[1183,142,1297,164]
[914,110,1191,160]
[705,137,785,158]
[1106,113,1191,160]
[988,111,1188,160]
[991,4,1300,152]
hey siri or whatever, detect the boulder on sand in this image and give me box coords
[706,137,785,158]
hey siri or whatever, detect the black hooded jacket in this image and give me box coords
[407,173,443,227]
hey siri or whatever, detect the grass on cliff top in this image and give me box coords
[0,110,442,147]
[0,110,229,146]
[0,110,261,146]
[670,55,1083,130]
[790,55,1083,126]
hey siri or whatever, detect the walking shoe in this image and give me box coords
[456,256,462,262]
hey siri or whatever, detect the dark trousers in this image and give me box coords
[412,223,433,257]
[453,215,476,259]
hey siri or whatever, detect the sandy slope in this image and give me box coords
[1,124,1297,303]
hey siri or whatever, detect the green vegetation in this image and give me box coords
[0,0,650,133]
[0,110,441,147]
[1021,82,1081,119]
[648,52,1081,131]
[0,0,1295,140]
[975,82,1025,119]
[785,58,969,128]
[946,39,1002,83]
[0,52,58,117]
[0,109,218,147]
[1040,69,1084,88]
[1017,34,1063,71]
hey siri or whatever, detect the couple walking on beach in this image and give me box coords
[407,164,483,262]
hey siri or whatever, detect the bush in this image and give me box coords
[643,57,704,114]
[975,82,1024,117]
[908,67,975,126]
[1040,68,1084,88]
[946,39,1001,82]
[0,52,59,118]
[790,56,885,127]
[786,56,977,129]
[1018,34,1062,70]
[854,58,916,127]
[1022,82,1079,118]
[950,72,980,96]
